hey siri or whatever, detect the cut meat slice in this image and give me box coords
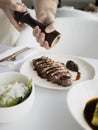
[32,56,73,87]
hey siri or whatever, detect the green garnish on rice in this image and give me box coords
[0,79,32,107]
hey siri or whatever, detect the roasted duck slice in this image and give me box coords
[32,56,73,87]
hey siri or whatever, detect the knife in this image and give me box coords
[0,47,30,62]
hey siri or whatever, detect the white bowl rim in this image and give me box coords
[67,79,98,130]
[0,72,33,109]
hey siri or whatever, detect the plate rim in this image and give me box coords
[20,54,95,90]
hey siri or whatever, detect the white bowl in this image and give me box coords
[0,72,34,123]
[67,79,98,130]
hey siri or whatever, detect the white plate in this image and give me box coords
[67,79,98,130]
[20,54,95,90]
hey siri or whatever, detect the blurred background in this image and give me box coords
[22,0,97,10]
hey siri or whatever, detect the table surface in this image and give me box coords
[0,7,98,130]
[0,52,98,130]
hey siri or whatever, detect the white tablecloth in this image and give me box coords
[0,7,98,130]
[0,50,98,130]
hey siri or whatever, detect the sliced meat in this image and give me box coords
[32,56,73,87]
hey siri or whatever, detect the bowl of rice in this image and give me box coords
[0,72,33,123]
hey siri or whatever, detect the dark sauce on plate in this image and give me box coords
[66,60,79,72]
[83,98,98,130]
[74,72,81,81]
[66,60,81,81]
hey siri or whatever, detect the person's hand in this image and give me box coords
[33,10,55,49]
[0,0,27,31]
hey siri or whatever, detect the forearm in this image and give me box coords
[33,0,58,20]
